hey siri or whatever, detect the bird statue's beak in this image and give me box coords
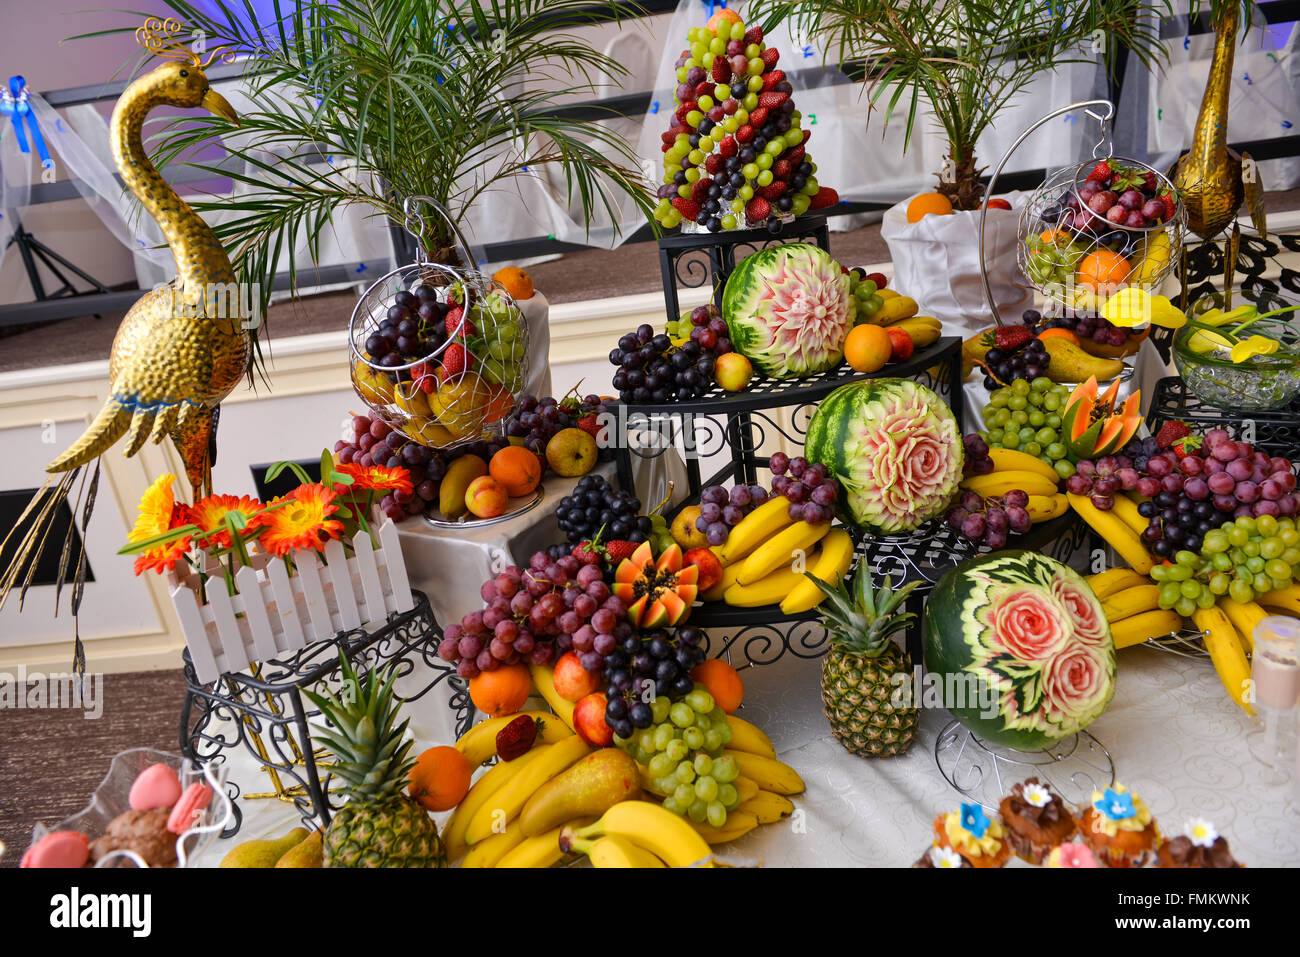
[201,88,239,127]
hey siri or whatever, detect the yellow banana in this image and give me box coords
[988,447,1061,482]
[893,317,942,347]
[443,745,551,860]
[570,833,666,868]
[737,520,831,585]
[690,810,759,844]
[455,710,573,767]
[700,562,742,602]
[1258,583,1300,618]
[528,664,576,732]
[738,790,795,824]
[780,528,854,614]
[1218,597,1268,653]
[465,736,591,844]
[876,288,900,302]
[1086,567,1150,599]
[1109,494,1150,538]
[495,824,572,868]
[460,819,526,868]
[725,750,805,795]
[1192,606,1255,714]
[724,567,805,607]
[733,775,760,806]
[960,471,1060,499]
[725,714,777,758]
[870,295,919,325]
[1131,230,1172,284]
[1026,494,1069,523]
[1109,608,1183,649]
[1067,493,1155,575]
[1101,584,1161,622]
[717,495,795,564]
[572,801,714,868]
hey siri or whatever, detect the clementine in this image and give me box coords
[906,192,954,223]
[468,662,531,717]
[843,324,892,373]
[706,8,742,31]
[690,659,744,713]
[492,266,535,301]
[489,445,543,497]
[407,745,472,811]
[1076,250,1131,292]
[1037,327,1081,347]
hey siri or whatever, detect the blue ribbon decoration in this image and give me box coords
[1,76,53,169]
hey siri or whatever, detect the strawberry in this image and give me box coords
[444,305,475,338]
[801,128,812,144]
[744,25,764,45]
[705,153,726,176]
[749,106,770,129]
[712,57,731,83]
[660,128,680,145]
[1161,192,1177,221]
[439,342,469,380]
[718,135,738,158]
[992,325,1033,352]
[1155,420,1192,450]
[660,143,671,154]
[670,197,701,220]
[577,412,601,440]
[690,177,714,204]
[761,48,779,69]
[1086,160,1112,182]
[757,91,788,109]
[773,158,795,180]
[758,182,788,200]
[411,360,436,394]
[735,124,755,143]
[674,101,697,123]
[495,715,540,762]
[604,540,638,564]
[784,144,806,167]
[744,196,771,221]
[694,81,715,100]
[808,186,839,210]
[1143,171,1158,192]
[762,70,785,92]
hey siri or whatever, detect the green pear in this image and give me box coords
[518,749,641,837]
[219,827,310,868]
[275,829,323,868]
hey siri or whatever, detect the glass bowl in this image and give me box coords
[26,748,232,868]
[1173,324,1300,412]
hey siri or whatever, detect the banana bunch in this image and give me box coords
[891,316,942,348]
[562,801,715,867]
[862,288,920,326]
[1066,492,1155,575]
[1194,605,1255,714]
[454,710,573,767]
[1096,578,1183,650]
[962,470,1060,499]
[1129,231,1172,286]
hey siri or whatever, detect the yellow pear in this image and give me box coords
[275,829,323,868]
[219,827,310,868]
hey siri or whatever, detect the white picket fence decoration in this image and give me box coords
[167,518,415,684]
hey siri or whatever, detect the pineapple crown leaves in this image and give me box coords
[303,653,417,800]
[806,567,921,657]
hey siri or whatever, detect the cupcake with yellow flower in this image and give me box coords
[932,802,1011,868]
[1157,818,1243,868]
[1078,783,1159,868]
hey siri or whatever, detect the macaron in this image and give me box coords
[128,763,182,812]
[21,830,90,868]
[166,782,214,835]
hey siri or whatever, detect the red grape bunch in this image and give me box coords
[962,433,996,476]
[769,452,839,524]
[946,489,1033,549]
[696,482,770,546]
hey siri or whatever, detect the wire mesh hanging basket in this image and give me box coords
[348,196,528,449]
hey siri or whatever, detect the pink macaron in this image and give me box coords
[21,830,90,868]
[166,782,214,835]
[129,763,183,812]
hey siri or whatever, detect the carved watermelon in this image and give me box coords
[922,550,1116,749]
[721,243,855,378]
[804,378,963,533]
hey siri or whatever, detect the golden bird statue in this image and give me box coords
[1,19,249,624]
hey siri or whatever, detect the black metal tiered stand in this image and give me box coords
[616,215,1084,666]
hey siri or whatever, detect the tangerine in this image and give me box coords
[468,662,531,717]
[706,8,742,31]
[1037,327,1081,347]
[1076,249,1131,292]
[489,445,544,497]
[906,192,954,223]
[492,266,535,301]
[843,324,892,373]
[407,746,472,812]
[689,659,744,713]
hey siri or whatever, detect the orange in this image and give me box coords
[690,659,744,714]
[843,324,892,373]
[1076,250,1131,292]
[1039,229,1065,244]
[492,266,534,302]
[468,662,531,717]
[706,8,742,31]
[906,192,953,223]
[407,746,472,812]
[1037,327,1081,347]
[489,445,543,497]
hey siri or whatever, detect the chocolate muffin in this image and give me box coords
[999,777,1078,864]
[1157,820,1242,868]
[89,808,178,868]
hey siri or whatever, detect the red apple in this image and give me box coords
[985,197,1012,211]
[683,547,724,592]
[573,692,613,746]
[553,651,601,703]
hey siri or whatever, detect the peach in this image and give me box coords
[553,651,602,703]
[464,475,509,519]
[573,692,613,746]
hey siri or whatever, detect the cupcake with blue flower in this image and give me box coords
[931,802,1011,868]
[1078,782,1159,867]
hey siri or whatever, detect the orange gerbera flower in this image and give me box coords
[254,484,345,556]
[189,494,265,549]
[128,473,192,576]
[334,462,414,495]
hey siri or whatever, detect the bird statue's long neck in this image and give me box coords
[1189,2,1240,172]
[110,74,235,294]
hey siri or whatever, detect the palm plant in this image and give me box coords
[749,0,1172,209]
[83,0,653,314]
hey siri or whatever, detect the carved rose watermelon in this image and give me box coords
[721,243,856,378]
[804,378,963,533]
[922,550,1116,749]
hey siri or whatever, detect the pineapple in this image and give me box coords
[304,655,444,868]
[807,567,921,758]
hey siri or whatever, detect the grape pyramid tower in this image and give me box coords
[652,9,838,234]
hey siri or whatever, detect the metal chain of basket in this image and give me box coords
[347,196,528,449]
